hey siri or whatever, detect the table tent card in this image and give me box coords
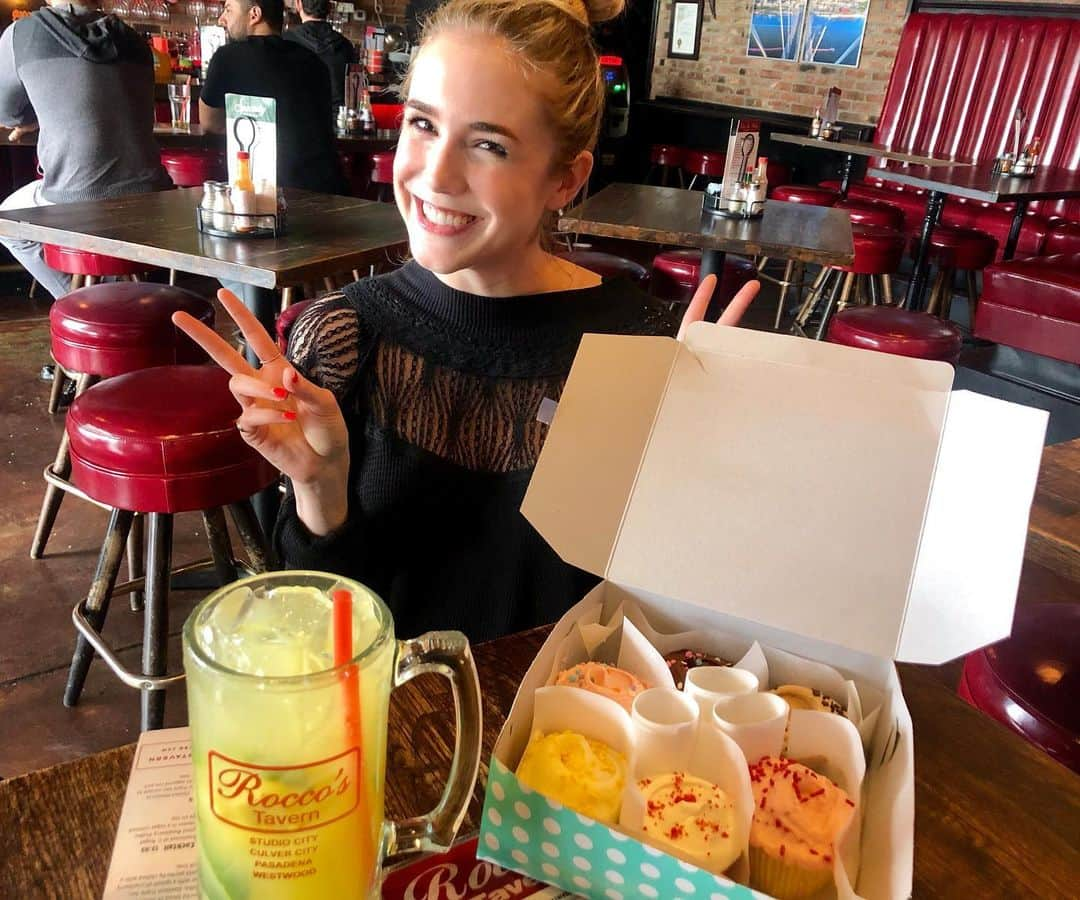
[720,119,760,201]
[225,93,278,216]
[478,324,1048,899]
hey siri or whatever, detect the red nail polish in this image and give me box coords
[273,387,288,399]
[282,410,297,421]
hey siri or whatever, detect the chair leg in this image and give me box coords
[31,373,95,559]
[773,260,796,330]
[168,269,177,286]
[837,272,855,312]
[203,507,238,585]
[228,499,274,572]
[965,270,979,326]
[28,278,38,299]
[940,267,957,321]
[64,508,134,707]
[322,276,337,294]
[141,513,173,732]
[881,274,893,306]
[47,362,67,415]
[688,174,699,191]
[926,269,948,317]
[280,286,295,313]
[794,267,832,331]
[127,514,144,612]
[85,275,97,287]
[814,271,847,340]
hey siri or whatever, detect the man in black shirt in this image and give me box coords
[283,0,356,112]
[199,0,346,194]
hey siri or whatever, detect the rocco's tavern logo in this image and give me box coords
[209,748,360,833]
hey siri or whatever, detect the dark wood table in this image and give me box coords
[867,162,1080,311]
[559,183,853,318]
[772,132,970,196]
[1027,438,1080,586]
[0,124,399,153]
[2,623,1077,899]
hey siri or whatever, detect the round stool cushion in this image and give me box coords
[370,151,395,184]
[837,223,904,275]
[959,603,1080,774]
[826,307,962,362]
[649,144,686,168]
[50,282,213,377]
[770,184,839,206]
[917,224,998,270]
[160,148,227,187]
[835,197,904,230]
[650,250,756,305]
[554,249,648,285]
[276,298,316,353]
[683,150,726,178]
[68,365,279,514]
[43,245,148,278]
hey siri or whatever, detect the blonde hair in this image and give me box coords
[404,0,627,171]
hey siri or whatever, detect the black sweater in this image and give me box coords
[274,262,678,643]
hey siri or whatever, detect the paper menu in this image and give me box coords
[720,118,760,200]
[103,727,198,899]
[225,93,278,215]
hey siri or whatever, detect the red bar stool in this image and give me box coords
[33,283,214,560]
[369,150,395,202]
[835,197,904,230]
[159,148,226,188]
[63,365,278,731]
[554,248,649,285]
[770,184,840,206]
[44,243,152,293]
[958,603,1080,775]
[825,307,962,363]
[276,297,317,354]
[646,144,687,188]
[683,150,726,191]
[915,224,998,323]
[650,249,755,306]
[793,224,905,339]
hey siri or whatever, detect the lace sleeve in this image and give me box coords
[285,292,365,400]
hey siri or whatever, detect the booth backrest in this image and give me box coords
[873,13,1079,221]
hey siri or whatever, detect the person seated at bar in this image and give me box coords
[283,0,357,113]
[0,0,170,299]
[177,0,760,643]
[200,0,346,194]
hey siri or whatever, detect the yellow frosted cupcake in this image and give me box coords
[515,731,627,824]
[748,756,854,899]
[638,772,740,875]
[771,684,846,717]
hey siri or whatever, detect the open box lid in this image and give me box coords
[522,324,1048,665]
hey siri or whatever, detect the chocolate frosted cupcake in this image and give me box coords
[664,649,732,690]
[772,684,846,717]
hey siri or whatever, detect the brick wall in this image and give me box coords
[649,0,1075,126]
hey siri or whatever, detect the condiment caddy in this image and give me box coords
[703,156,768,219]
[197,179,286,238]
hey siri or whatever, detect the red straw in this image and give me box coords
[332,589,373,872]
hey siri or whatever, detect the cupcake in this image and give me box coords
[748,756,855,899]
[555,662,648,712]
[771,684,846,717]
[664,649,732,690]
[515,731,627,824]
[638,772,740,875]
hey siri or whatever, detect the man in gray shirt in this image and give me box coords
[0,0,170,298]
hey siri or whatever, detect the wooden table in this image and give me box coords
[0,124,399,153]
[866,162,1080,311]
[559,183,853,318]
[772,132,970,196]
[2,624,1077,899]
[1027,438,1080,585]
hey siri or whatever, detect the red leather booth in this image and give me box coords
[829,13,1078,260]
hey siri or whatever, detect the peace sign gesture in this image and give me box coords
[172,289,350,535]
[677,274,761,341]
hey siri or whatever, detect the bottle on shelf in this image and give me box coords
[810,107,822,138]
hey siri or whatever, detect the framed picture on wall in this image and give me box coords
[668,0,704,60]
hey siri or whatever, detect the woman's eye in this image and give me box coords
[407,115,435,133]
[476,140,508,158]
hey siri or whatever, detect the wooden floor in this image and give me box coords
[0,265,1077,780]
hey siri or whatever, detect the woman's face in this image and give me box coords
[394,31,586,294]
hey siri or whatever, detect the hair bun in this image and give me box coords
[582,0,626,25]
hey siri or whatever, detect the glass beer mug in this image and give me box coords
[182,572,482,899]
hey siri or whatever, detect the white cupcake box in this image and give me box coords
[477,324,1047,899]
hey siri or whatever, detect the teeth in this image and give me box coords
[423,201,474,228]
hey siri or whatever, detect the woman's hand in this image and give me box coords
[172,289,351,535]
[677,274,761,341]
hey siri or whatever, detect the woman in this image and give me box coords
[176,0,759,642]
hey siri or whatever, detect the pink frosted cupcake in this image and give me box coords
[748,756,855,899]
[555,662,647,712]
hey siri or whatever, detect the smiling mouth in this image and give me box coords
[418,200,478,229]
